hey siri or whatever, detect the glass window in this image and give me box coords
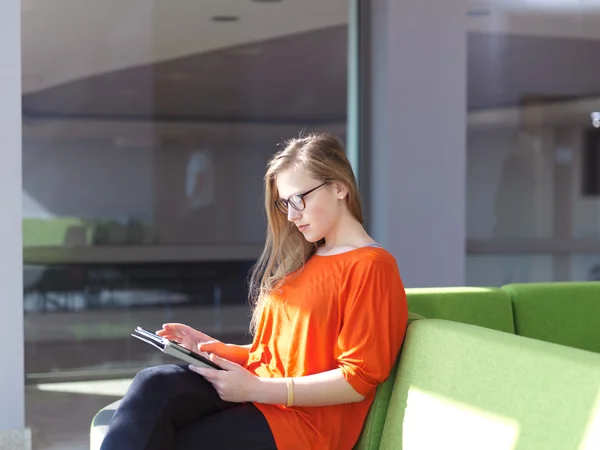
[466,2,600,284]
[23,3,350,378]
[466,254,554,286]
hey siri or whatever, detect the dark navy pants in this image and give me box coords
[100,364,277,450]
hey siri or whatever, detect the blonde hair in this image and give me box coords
[248,132,363,335]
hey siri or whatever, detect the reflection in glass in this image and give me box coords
[22,4,349,377]
[466,3,600,284]
[186,150,215,210]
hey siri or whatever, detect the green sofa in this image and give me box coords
[406,286,515,333]
[503,282,600,353]
[90,282,600,449]
[356,319,600,449]
[406,283,600,355]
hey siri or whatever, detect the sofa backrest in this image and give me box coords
[355,287,515,450]
[380,319,600,450]
[406,287,515,333]
[503,282,600,353]
[354,312,423,450]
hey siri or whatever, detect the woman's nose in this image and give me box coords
[287,207,300,222]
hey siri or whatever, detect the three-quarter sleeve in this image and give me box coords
[335,258,408,396]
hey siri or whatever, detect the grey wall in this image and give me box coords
[368,0,467,287]
[1,0,25,432]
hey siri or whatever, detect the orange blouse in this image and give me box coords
[247,247,408,449]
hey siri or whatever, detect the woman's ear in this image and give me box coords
[334,182,348,199]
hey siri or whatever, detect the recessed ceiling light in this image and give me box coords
[212,15,240,22]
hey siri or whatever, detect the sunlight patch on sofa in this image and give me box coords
[579,389,600,450]
[403,387,520,450]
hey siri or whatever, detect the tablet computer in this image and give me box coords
[131,326,223,370]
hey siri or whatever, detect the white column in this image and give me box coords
[0,0,28,448]
[367,0,467,287]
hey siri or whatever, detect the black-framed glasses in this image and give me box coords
[275,182,328,215]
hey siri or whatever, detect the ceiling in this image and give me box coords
[20,0,600,123]
[21,0,349,94]
[23,26,348,123]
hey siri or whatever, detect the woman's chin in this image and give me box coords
[302,232,323,243]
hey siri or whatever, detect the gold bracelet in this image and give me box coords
[286,377,294,407]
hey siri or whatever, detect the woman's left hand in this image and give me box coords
[189,354,262,403]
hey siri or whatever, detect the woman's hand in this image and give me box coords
[156,323,216,353]
[189,354,263,403]
[157,323,250,366]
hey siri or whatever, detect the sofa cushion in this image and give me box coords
[380,319,600,450]
[503,282,600,353]
[407,287,515,333]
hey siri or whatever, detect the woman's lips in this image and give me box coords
[298,224,309,232]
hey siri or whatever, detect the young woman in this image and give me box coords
[100,132,408,450]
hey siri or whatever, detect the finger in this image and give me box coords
[209,354,239,370]
[188,365,207,376]
[156,326,181,337]
[189,365,219,380]
[161,323,185,331]
[155,331,177,340]
[198,341,221,353]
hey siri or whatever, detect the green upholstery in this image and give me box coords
[91,283,600,450]
[503,282,600,353]
[353,312,424,450]
[380,319,600,450]
[406,287,515,333]
[354,352,402,450]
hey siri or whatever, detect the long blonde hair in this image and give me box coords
[248,132,363,335]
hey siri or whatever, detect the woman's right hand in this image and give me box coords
[156,323,218,352]
[156,323,240,362]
